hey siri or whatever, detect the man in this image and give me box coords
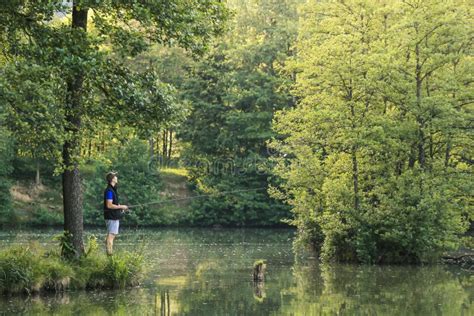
[104,172,128,255]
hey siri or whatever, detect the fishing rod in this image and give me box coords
[126,186,268,209]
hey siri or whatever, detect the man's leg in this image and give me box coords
[106,233,116,255]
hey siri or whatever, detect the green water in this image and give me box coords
[0,228,472,315]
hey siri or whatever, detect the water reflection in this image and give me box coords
[0,228,472,315]
[157,290,171,316]
[1,289,154,315]
[282,263,474,315]
[253,281,265,301]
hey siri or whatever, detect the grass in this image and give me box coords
[0,235,144,295]
[150,167,193,224]
[159,167,189,178]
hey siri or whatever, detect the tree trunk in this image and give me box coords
[149,137,154,158]
[156,134,161,167]
[168,129,172,160]
[62,3,88,257]
[162,129,168,165]
[415,41,426,169]
[253,262,266,282]
[408,146,416,168]
[351,147,360,211]
[35,161,41,186]
[62,162,84,256]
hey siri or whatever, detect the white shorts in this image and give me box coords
[105,220,119,235]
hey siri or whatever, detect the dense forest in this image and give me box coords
[271,0,473,263]
[0,0,472,263]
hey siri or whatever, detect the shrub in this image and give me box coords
[82,138,163,226]
[0,234,144,294]
[75,235,144,290]
[104,252,144,288]
[0,246,40,294]
[31,206,63,226]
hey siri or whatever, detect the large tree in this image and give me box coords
[177,0,301,225]
[0,0,228,256]
[271,0,473,263]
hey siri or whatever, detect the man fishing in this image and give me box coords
[104,172,128,255]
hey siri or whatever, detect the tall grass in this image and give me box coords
[0,235,144,295]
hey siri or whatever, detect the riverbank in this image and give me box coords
[0,235,143,295]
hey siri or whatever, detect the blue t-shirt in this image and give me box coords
[106,190,113,200]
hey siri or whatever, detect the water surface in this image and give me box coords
[0,228,472,315]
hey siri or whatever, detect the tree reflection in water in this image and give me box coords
[0,228,472,315]
[2,263,471,315]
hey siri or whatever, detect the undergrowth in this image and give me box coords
[0,233,144,295]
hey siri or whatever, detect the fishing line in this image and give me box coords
[126,186,268,209]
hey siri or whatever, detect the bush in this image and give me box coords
[30,206,63,226]
[82,138,163,226]
[0,244,72,294]
[76,250,144,289]
[71,235,144,290]
[187,172,289,226]
[0,246,40,294]
[0,235,144,294]
[104,251,143,288]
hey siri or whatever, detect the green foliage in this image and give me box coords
[85,234,99,257]
[0,117,14,226]
[104,252,144,289]
[253,259,266,268]
[82,159,111,225]
[271,0,473,263]
[0,244,73,294]
[0,246,39,294]
[0,0,230,249]
[0,235,144,294]
[11,156,58,185]
[53,231,77,260]
[0,0,230,168]
[110,138,162,225]
[30,207,63,226]
[83,138,163,226]
[178,0,302,225]
[74,233,144,289]
[0,62,64,166]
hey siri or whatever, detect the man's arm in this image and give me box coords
[106,200,128,210]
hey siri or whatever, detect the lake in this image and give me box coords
[0,228,472,315]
